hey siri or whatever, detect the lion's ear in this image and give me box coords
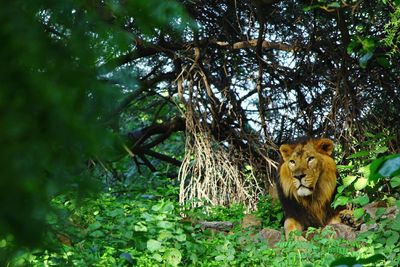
[280,144,294,161]
[314,138,334,155]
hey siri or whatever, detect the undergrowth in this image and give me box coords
[4,178,398,267]
[4,133,400,266]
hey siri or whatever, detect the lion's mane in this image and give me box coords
[276,138,339,235]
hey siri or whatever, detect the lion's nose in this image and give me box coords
[294,173,306,180]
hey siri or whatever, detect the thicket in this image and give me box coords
[1,0,400,266]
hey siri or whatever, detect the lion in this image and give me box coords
[276,138,343,240]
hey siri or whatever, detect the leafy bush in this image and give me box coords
[5,173,396,267]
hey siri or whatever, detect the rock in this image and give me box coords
[324,223,357,240]
[241,214,262,229]
[258,228,282,247]
[359,223,378,233]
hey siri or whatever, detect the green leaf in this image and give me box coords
[347,151,369,159]
[337,185,345,194]
[353,195,370,206]
[175,233,186,242]
[147,239,162,252]
[386,231,399,247]
[361,38,376,52]
[354,177,368,190]
[353,208,365,220]
[330,254,385,267]
[347,39,361,54]
[90,230,105,238]
[337,164,354,171]
[164,248,182,266]
[108,208,124,217]
[376,56,390,68]
[88,221,102,231]
[334,196,349,208]
[134,222,148,232]
[390,215,400,231]
[303,4,321,11]
[327,2,340,8]
[369,154,400,182]
[379,156,400,177]
[390,176,400,188]
[396,200,400,209]
[152,253,163,262]
[374,146,388,155]
[158,230,173,240]
[157,221,174,229]
[376,207,386,218]
[343,175,357,187]
[0,239,7,248]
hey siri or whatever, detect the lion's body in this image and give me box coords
[277,138,340,239]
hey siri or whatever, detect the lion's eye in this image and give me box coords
[308,157,315,162]
[289,160,295,164]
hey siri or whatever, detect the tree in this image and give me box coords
[2,0,399,250]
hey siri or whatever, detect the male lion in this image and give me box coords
[277,138,342,240]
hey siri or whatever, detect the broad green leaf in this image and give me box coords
[396,200,400,209]
[347,151,369,159]
[152,253,163,262]
[134,222,148,232]
[376,207,386,218]
[108,208,124,217]
[353,195,369,206]
[369,154,400,182]
[390,176,400,188]
[337,185,345,194]
[164,248,182,266]
[147,239,162,252]
[90,230,105,238]
[379,156,400,177]
[157,221,174,229]
[358,165,371,178]
[337,165,354,171]
[386,231,399,247]
[88,221,102,231]
[390,215,400,231]
[158,230,173,240]
[353,208,365,220]
[361,38,376,51]
[334,196,349,208]
[343,175,357,187]
[354,177,368,190]
[374,146,388,154]
[175,233,186,242]
[330,254,385,266]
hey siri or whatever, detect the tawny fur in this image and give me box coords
[278,138,338,239]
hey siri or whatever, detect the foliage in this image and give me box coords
[333,132,398,211]
[382,0,400,56]
[0,178,377,267]
[2,0,400,265]
[0,0,190,251]
[255,195,284,229]
[0,0,116,247]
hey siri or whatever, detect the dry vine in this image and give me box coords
[179,108,266,210]
[176,45,277,208]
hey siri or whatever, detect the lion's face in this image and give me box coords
[279,138,335,198]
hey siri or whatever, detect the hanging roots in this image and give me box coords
[178,109,265,211]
